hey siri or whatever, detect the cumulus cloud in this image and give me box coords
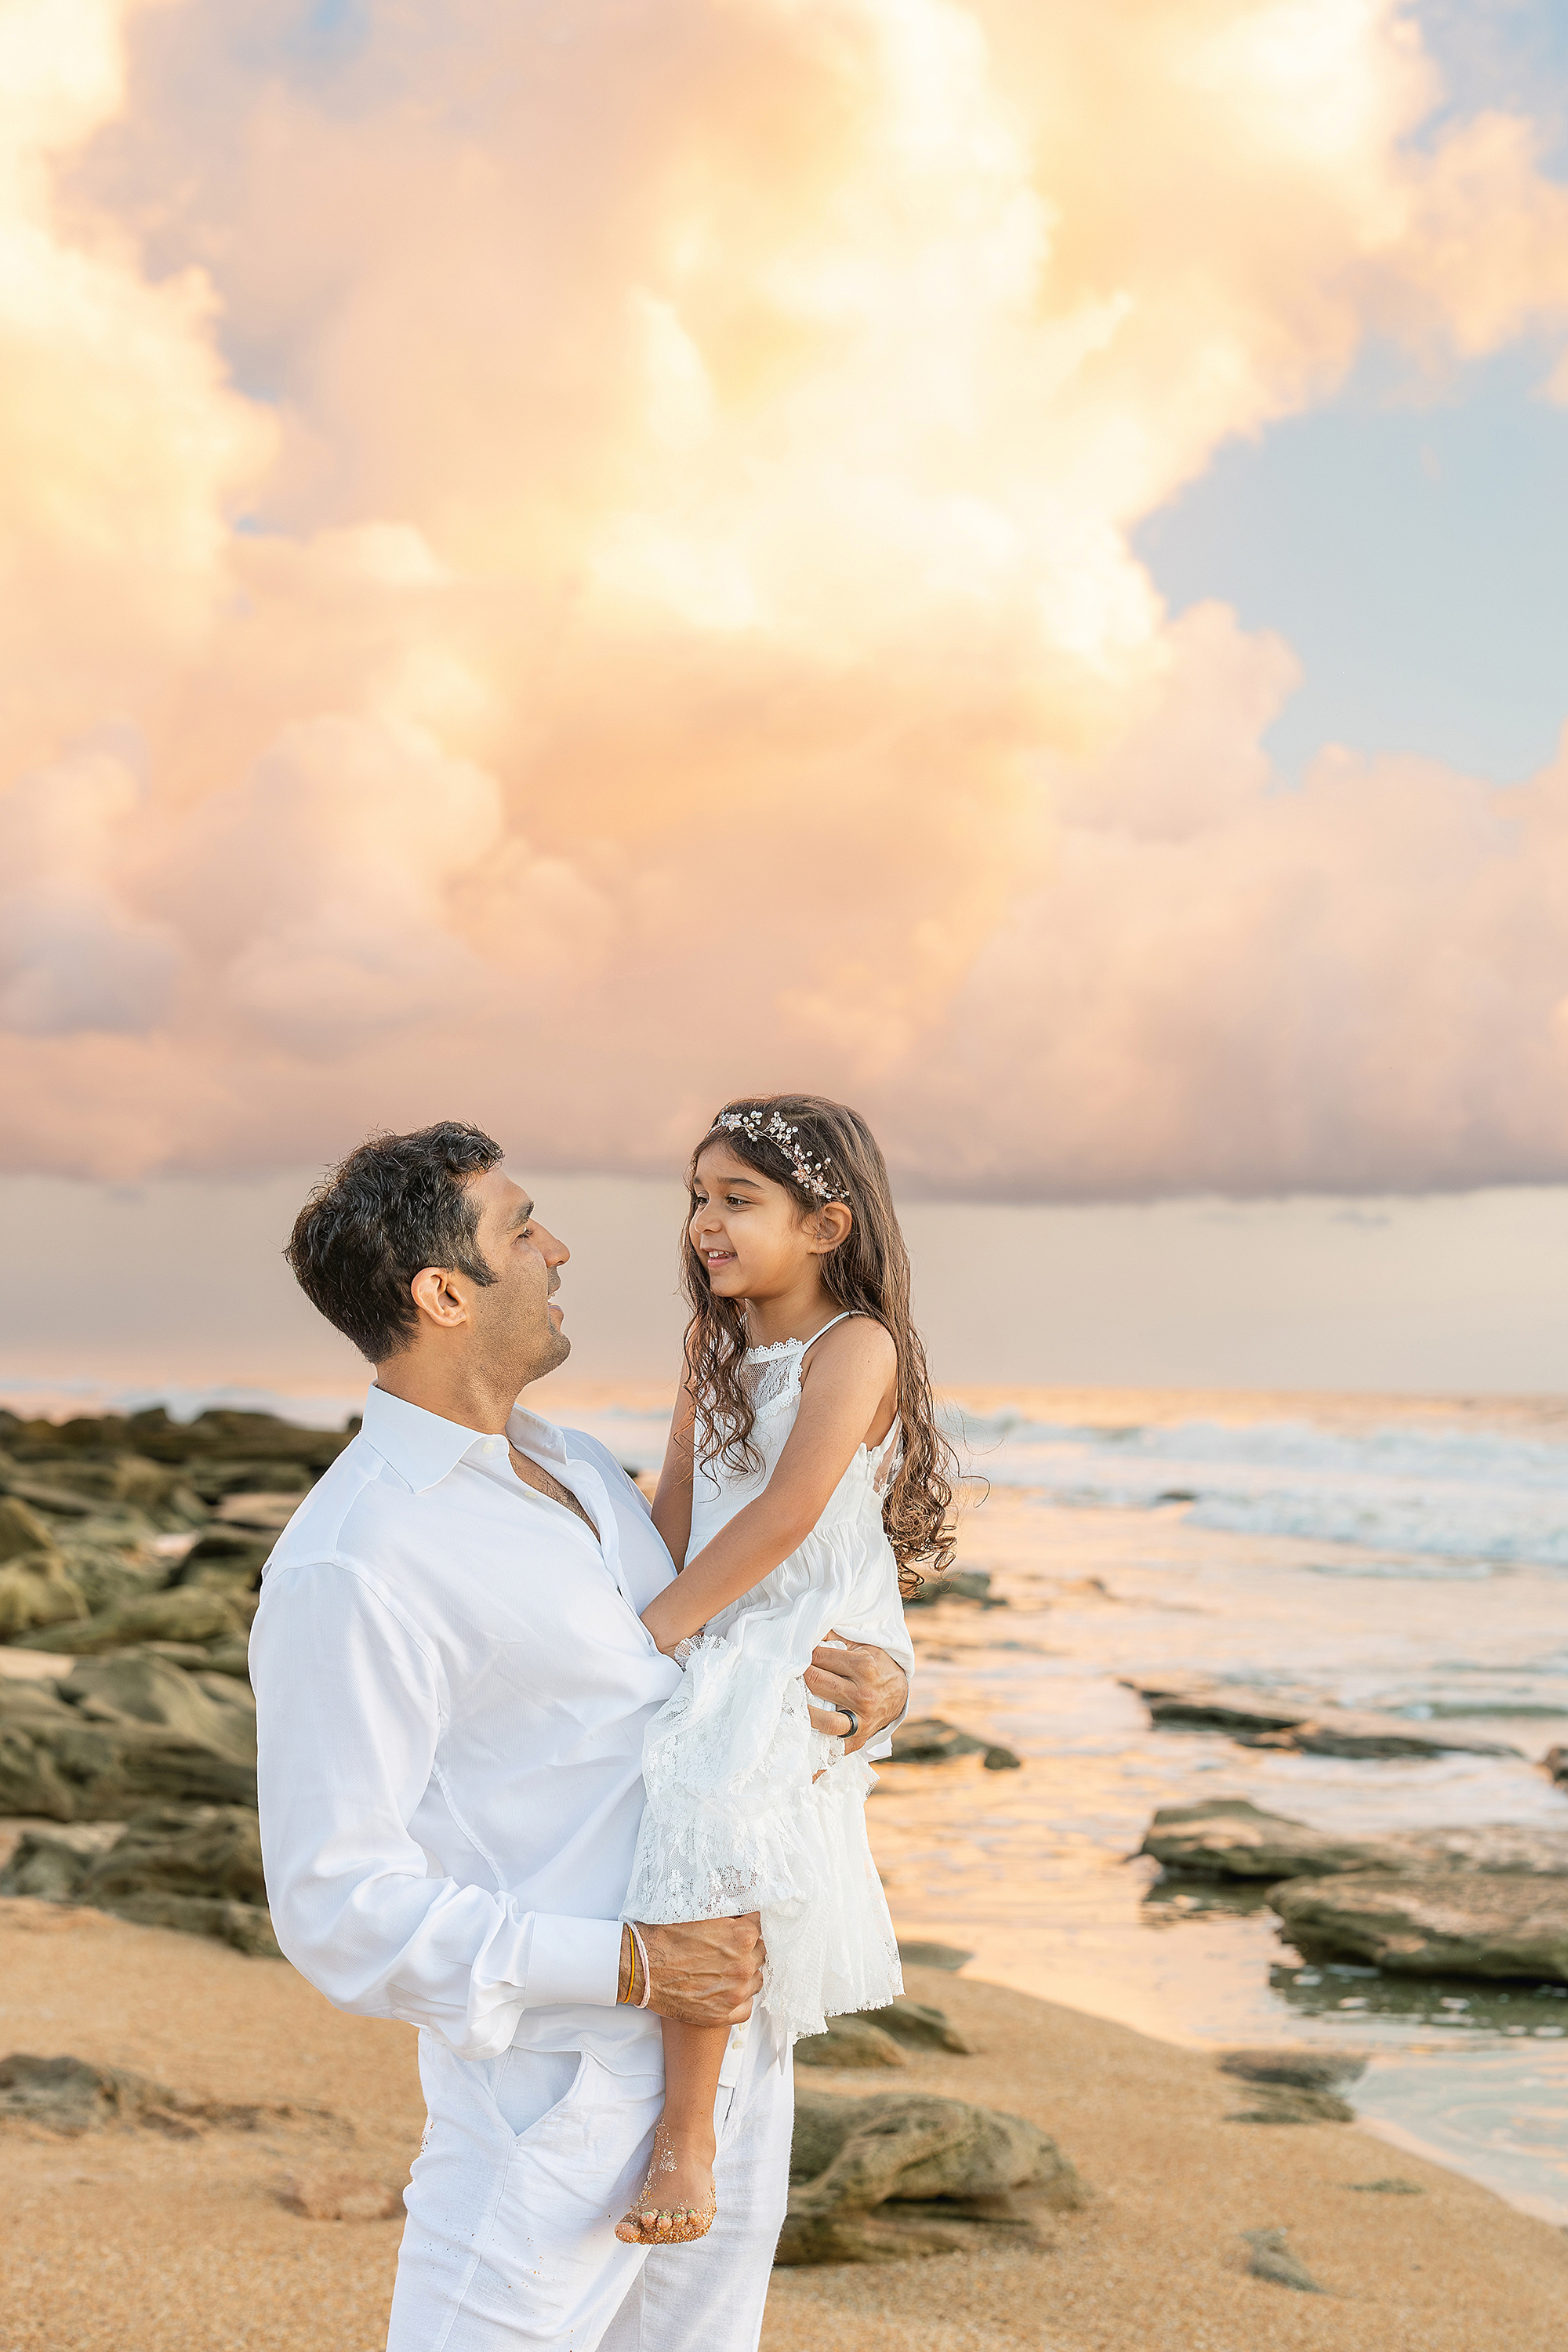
[1,0,1567,1192]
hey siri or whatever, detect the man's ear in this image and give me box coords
[808,1203,853,1254]
[409,1265,469,1329]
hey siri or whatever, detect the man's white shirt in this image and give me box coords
[250,1384,912,2071]
[251,1385,684,2067]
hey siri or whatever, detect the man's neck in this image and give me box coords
[374,1347,532,1436]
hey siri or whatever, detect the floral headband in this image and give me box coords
[711,1108,847,1201]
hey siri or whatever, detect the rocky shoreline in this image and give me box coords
[1140,1795,1568,1984]
[0,1403,350,1942]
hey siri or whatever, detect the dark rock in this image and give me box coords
[167,1530,270,1600]
[0,1548,84,1642]
[0,2049,328,2133]
[2,1805,277,1951]
[1225,2087,1357,2125]
[865,1998,975,2054]
[0,2053,198,2136]
[897,1940,973,1972]
[199,1639,252,1682]
[0,1831,100,1898]
[891,1718,1005,1764]
[1545,1747,1567,1789]
[1241,2227,1327,2292]
[13,1585,246,1655]
[1122,1679,1311,1734]
[796,2016,909,2068]
[982,1745,1022,1770]
[1142,1799,1568,1883]
[54,1545,170,1621]
[77,1721,259,1812]
[903,1571,1004,1610]
[1143,1799,1381,1879]
[0,1476,98,1519]
[1246,1712,1518,1761]
[1213,2060,1363,2136]
[1373,1824,1568,1873]
[0,1497,65,1564]
[1218,2050,1367,2091]
[1142,1798,1351,1876]
[121,1409,352,1471]
[173,1526,268,1567]
[0,1708,256,1818]
[83,1801,266,1899]
[789,2089,1079,2203]
[0,1675,74,1718]
[192,1671,257,1737]
[1272,1872,1568,1982]
[1347,2178,1424,2194]
[60,1652,255,1761]
[89,1889,280,1955]
[1123,1681,1519,1759]
[0,1724,79,1817]
[181,1461,314,1504]
[1,1457,193,1513]
[778,2088,1083,2265]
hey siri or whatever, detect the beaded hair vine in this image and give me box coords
[712,1108,848,1202]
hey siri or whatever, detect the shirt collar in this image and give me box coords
[507,1404,569,1464]
[359,1384,495,1494]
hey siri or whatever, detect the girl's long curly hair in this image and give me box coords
[681,1093,956,1588]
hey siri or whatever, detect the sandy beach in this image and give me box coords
[3,1896,1563,2352]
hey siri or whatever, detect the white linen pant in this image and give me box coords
[387,2017,793,2351]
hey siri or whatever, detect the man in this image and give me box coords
[251,1121,910,2350]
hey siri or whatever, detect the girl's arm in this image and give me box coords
[641,1320,897,1654]
[650,1378,696,1571]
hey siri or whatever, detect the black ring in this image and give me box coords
[840,1707,858,1740]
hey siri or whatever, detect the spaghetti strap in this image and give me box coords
[798,1309,860,1363]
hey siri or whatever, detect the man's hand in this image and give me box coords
[805,1635,908,1757]
[630,1914,765,2025]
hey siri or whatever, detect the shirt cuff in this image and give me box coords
[525,1913,625,2010]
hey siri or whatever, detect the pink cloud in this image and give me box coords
[2,0,1566,1195]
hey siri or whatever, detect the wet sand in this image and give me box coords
[2,1900,1563,2352]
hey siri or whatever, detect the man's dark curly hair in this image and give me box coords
[285,1121,504,1363]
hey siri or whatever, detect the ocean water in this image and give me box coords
[8,1376,1566,2223]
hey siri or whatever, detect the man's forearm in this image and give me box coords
[620,1913,766,2025]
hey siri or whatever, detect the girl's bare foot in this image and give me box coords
[614,2117,717,2246]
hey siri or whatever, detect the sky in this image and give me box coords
[2,1,1568,1398]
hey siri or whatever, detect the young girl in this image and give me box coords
[614,1094,956,2247]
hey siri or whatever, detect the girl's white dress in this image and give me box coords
[624,1319,908,2041]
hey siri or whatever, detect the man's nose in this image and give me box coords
[538,1224,569,1267]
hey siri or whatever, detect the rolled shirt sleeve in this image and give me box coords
[251,1560,622,2059]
